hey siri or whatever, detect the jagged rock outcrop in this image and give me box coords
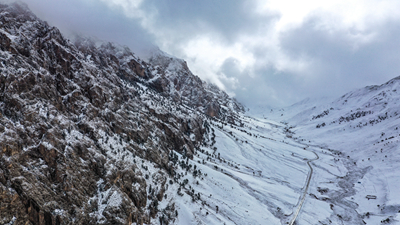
[146,50,245,119]
[0,3,243,224]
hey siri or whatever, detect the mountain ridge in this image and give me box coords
[0,2,242,224]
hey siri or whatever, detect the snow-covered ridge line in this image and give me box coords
[265,75,400,224]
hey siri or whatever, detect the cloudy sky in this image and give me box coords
[15,0,400,108]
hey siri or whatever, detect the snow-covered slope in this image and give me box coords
[263,76,400,224]
[0,3,241,224]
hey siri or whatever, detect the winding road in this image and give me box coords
[289,146,319,225]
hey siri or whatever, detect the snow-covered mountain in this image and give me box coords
[1,2,400,225]
[146,49,244,120]
[0,3,241,224]
[264,76,400,224]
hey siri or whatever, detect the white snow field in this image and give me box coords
[159,114,318,225]
[157,77,400,225]
[263,76,400,224]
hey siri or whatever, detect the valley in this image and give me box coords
[1,3,400,225]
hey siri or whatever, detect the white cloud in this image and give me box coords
[259,0,400,31]
[19,0,400,107]
[98,0,144,17]
[97,0,400,107]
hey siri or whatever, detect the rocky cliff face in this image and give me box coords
[146,50,245,120]
[0,3,242,224]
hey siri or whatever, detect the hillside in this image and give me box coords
[265,75,400,224]
[0,3,242,224]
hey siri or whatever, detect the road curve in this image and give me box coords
[288,146,319,225]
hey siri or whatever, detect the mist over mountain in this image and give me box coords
[1,2,400,225]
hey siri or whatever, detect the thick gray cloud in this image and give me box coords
[276,17,400,102]
[133,1,400,108]
[6,0,400,109]
[20,0,156,57]
[140,0,276,44]
[219,15,400,108]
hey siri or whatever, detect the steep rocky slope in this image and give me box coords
[146,50,244,120]
[0,3,242,224]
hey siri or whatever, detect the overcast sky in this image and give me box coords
[13,0,400,108]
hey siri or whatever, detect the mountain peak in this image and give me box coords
[145,48,244,118]
[1,2,33,17]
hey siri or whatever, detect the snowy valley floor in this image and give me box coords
[154,110,400,225]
